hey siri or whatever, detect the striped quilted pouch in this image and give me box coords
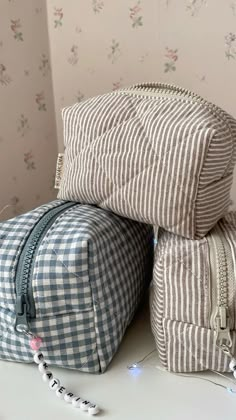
[150,212,236,374]
[56,83,236,239]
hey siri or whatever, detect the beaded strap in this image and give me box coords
[30,335,100,416]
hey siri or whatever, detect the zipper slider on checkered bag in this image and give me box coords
[15,295,30,333]
[22,332,100,415]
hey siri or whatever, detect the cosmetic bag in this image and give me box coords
[150,212,236,373]
[56,82,236,240]
[0,200,153,373]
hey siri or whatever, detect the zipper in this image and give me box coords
[120,82,224,116]
[121,88,179,100]
[207,224,234,354]
[15,201,77,333]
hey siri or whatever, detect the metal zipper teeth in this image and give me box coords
[122,82,225,120]
[208,232,219,329]
[208,224,233,351]
[122,82,224,115]
[15,201,77,333]
[119,82,234,172]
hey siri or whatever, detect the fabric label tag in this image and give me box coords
[54,153,64,189]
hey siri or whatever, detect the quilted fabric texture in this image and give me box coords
[0,200,153,372]
[58,85,236,239]
[150,212,236,373]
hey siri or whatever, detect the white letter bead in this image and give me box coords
[80,400,90,411]
[42,371,53,382]
[72,396,82,408]
[56,386,67,399]
[38,362,49,374]
[33,351,44,364]
[233,370,236,379]
[88,404,100,416]
[64,392,74,403]
[49,378,60,391]
[229,359,236,371]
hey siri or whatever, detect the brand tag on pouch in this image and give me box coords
[54,153,64,189]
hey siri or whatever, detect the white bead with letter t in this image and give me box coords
[49,378,60,392]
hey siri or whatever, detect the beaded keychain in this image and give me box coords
[28,332,100,416]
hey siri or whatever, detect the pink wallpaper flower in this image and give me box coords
[164,47,178,72]
[17,114,30,137]
[112,79,123,90]
[54,8,63,28]
[129,2,143,28]
[39,54,50,76]
[75,90,85,102]
[10,19,23,41]
[68,45,79,65]
[35,92,47,111]
[108,39,121,63]
[225,33,236,60]
[24,151,36,170]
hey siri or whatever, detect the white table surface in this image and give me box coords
[0,299,235,420]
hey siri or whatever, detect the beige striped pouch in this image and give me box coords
[57,82,236,239]
[150,212,236,372]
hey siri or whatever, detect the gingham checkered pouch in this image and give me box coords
[0,200,153,373]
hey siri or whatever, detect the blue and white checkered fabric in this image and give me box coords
[0,200,153,372]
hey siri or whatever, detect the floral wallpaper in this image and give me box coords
[1,0,236,221]
[157,0,236,203]
[0,0,57,221]
[46,0,160,148]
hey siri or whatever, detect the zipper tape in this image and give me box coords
[207,224,233,352]
[15,201,77,333]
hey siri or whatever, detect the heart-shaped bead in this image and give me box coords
[30,336,42,351]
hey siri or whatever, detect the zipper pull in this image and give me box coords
[15,295,29,333]
[215,307,232,350]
